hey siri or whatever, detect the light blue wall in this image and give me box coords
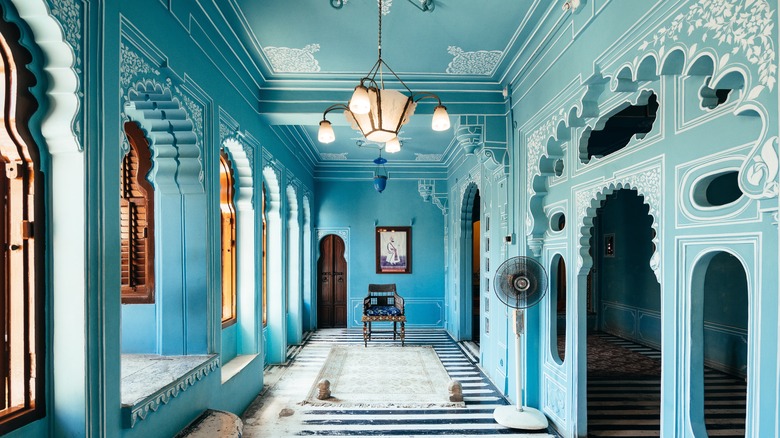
[5,0,780,437]
[316,179,446,328]
[504,1,780,436]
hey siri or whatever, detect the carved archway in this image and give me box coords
[262,165,286,364]
[123,81,203,194]
[286,184,302,345]
[458,182,480,341]
[221,138,259,355]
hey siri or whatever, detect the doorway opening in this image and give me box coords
[471,191,481,345]
[691,251,748,435]
[585,189,662,436]
[317,234,347,328]
[459,183,480,342]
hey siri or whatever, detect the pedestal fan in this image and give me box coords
[492,256,549,430]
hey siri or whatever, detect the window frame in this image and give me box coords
[0,18,46,433]
[120,122,155,304]
[219,150,237,328]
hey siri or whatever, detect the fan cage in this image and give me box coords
[493,256,548,309]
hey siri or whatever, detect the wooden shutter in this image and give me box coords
[0,20,46,431]
[121,122,155,304]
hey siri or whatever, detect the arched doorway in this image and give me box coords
[459,183,480,342]
[317,234,347,328]
[690,250,748,436]
[585,189,662,436]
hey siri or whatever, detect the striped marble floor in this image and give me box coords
[242,329,557,437]
[587,333,746,437]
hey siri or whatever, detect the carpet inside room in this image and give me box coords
[243,329,558,437]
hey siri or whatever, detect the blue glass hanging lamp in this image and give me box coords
[373,152,388,193]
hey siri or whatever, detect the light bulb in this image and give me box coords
[432,105,450,131]
[385,137,401,153]
[349,85,371,115]
[318,120,335,143]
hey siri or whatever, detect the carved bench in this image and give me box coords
[362,283,405,347]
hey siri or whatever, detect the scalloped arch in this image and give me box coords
[223,137,254,210]
[577,181,661,282]
[124,80,203,195]
[263,165,282,216]
[11,0,81,154]
[286,184,299,219]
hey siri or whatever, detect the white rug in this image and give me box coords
[302,345,464,408]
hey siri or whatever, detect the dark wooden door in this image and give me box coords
[317,235,347,328]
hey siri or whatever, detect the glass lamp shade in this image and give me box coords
[318,120,336,143]
[373,175,388,193]
[349,85,371,115]
[384,137,401,153]
[345,89,416,143]
[432,105,451,131]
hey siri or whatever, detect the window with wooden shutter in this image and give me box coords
[121,122,155,304]
[220,151,237,327]
[0,20,45,433]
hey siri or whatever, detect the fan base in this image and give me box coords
[493,405,548,430]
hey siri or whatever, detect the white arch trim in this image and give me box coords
[575,161,662,282]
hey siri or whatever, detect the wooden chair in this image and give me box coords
[362,284,406,347]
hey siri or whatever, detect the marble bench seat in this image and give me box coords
[121,354,220,428]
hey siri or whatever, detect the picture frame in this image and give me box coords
[376,226,411,274]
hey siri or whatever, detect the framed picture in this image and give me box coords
[376,226,411,274]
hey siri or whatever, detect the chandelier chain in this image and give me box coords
[377,0,383,59]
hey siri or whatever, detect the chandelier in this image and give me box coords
[318,0,450,153]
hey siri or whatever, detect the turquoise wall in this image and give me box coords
[316,179,446,328]
[4,0,780,437]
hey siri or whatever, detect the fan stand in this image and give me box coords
[493,309,549,430]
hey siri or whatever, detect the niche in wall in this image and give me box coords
[582,93,659,163]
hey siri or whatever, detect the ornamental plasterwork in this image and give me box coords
[263,44,321,73]
[242,142,255,177]
[126,355,219,428]
[219,121,234,146]
[639,0,777,92]
[415,153,443,161]
[46,0,82,72]
[320,152,349,160]
[740,135,779,199]
[120,43,160,90]
[174,89,205,185]
[544,378,566,423]
[525,110,565,232]
[446,46,502,75]
[575,164,662,281]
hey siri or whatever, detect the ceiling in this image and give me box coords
[220,0,547,169]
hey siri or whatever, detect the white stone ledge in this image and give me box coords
[221,354,258,385]
[120,354,220,428]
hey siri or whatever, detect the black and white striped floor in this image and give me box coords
[587,333,746,437]
[243,329,557,437]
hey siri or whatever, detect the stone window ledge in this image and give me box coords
[221,354,258,385]
[121,354,220,428]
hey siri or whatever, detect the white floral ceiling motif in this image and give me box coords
[263,44,321,73]
[639,0,777,90]
[446,46,503,75]
[415,153,443,161]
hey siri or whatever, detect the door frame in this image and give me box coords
[459,183,480,341]
[315,228,350,327]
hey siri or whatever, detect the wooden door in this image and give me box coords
[317,235,347,328]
